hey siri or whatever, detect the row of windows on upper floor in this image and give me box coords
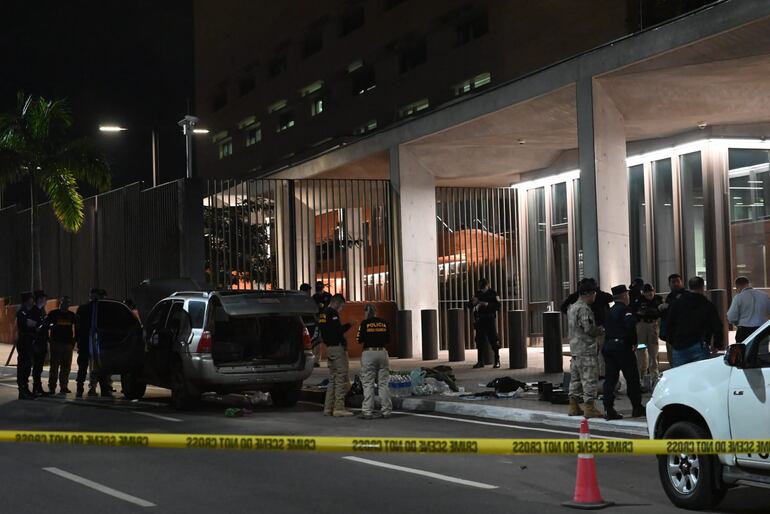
[212,71,492,160]
[211,6,488,112]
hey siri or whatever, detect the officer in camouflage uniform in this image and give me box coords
[567,283,604,418]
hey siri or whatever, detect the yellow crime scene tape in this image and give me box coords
[2,430,770,456]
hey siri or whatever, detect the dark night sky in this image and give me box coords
[0,0,194,204]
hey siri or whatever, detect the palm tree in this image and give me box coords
[0,92,111,290]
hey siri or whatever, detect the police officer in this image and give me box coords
[602,285,644,420]
[312,281,332,310]
[75,288,112,398]
[318,294,353,417]
[357,304,392,419]
[469,278,501,369]
[15,292,37,400]
[46,296,77,395]
[635,284,663,389]
[30,290,50,396]
[299,283,321,368]
[567,283,604,418]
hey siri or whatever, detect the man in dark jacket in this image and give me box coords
[30,290,49,397]
[561,277,613,376]
[602,285,644,420]
[15,292,38,400]
[665,276,724,367]
[46,296,77,395]
[75,288,112,398]
[318,294,353,417]
[469,278,501,368]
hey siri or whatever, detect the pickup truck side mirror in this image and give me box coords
[725,343,746,368]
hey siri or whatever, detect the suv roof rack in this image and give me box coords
[170,291,210,297]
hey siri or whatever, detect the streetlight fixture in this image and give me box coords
[98,125,127,132]
[178,115,201,179]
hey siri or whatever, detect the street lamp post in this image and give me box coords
[177,115,208,180]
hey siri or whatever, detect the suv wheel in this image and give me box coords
[170,362,200,411]
[120,373,146,401]
[658,421,727,510]
[271,381,301,408]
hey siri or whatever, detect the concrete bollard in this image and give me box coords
[421,309,439,361]
[397,310,413,359]
[447,309,466,362]
[508,310,527,369]
[543,311,563,373]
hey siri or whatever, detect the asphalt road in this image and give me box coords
[0,370,767,514]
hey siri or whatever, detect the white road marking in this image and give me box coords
[133,411,183,423]
[43,467,156,507]
[0,382,16,388]
[343,456,498,489]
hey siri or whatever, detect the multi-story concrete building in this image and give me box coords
[192,0,770,358]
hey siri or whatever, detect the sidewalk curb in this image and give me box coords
[300,389,648,437]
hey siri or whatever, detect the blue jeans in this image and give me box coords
[671,341,710,368]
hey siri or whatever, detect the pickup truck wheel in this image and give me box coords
[170,363,200,411]
[658,421,727,510]
[271,382,301,408]
[120,373,146,401]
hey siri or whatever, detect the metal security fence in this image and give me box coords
[204,179,395,302]
[436,187,522,350]
[0,180,193,305]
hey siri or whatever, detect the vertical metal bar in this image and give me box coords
[298,180,305,286]
[324,179,331,295]
[383,180,393,301]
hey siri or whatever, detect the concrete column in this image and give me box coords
[577,78,630,289]
[389,146,439,359]
[293,189,316,288]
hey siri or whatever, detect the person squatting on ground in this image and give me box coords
[469,278,501,369]
[727,276,770,343]
[75,288,113,398]
[665,276,724,367]
[357,304,392,420]
[562,278,613,378]
[319,294,354,417]
[15,292,39,400]
[566,283,604,419]
[634,283,663,390]
[45,296,77,395]
[602,285,645,420]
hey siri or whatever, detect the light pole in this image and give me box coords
[178,115,210,179]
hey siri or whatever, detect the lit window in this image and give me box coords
[299,80,324,97]
[354,119,378,135]
[246,124,261,146]
[237,115,257,129]
[398,98,429,118]
[218,139,233,159]
[267,99,287,114]
[352,66,376,95]
[347,59,363,73]
[452,72,492,96]
[311,97,325,117]
[276,111,295,133]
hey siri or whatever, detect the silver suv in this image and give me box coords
[120,290,317,410]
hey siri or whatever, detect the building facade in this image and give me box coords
[190,0,770,357]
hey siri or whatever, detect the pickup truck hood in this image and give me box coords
[652,356,731,408]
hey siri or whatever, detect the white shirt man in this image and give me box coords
[727,276,770,343]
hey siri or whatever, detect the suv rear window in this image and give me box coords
[188,301,206,328]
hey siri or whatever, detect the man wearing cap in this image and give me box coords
[356,304,392,419]
[566,283,604,418]
[602,285,644,420]
[15,292,38,399]
[635,284,663,389]
[468,278,502,368]
[312,281,332,311]
[561,277,613,377]
[318,294,354,417]
[30,290,50,397]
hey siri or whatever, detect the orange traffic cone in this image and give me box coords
[562,418,614,510]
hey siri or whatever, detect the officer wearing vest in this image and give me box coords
[15,292,38,400]
[357,304,392,419]
[469,278,501,368]
[318,294,354,417]
[602,285,644,420]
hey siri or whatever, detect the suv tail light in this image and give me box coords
[197,331,213,353]
[301,326,312,350]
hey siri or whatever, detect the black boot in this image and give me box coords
[76,384,84,398]
[605,407,623,421]
[87,386,99,398]
[631,404,646,418]
[472,362,485,369]
[18,387,35,400]
[493,354,501,369]
[32,383,49,397]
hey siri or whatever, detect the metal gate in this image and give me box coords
[436,187,522,350]
[204,179,395,301]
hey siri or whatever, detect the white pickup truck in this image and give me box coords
[647,323,770,510]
